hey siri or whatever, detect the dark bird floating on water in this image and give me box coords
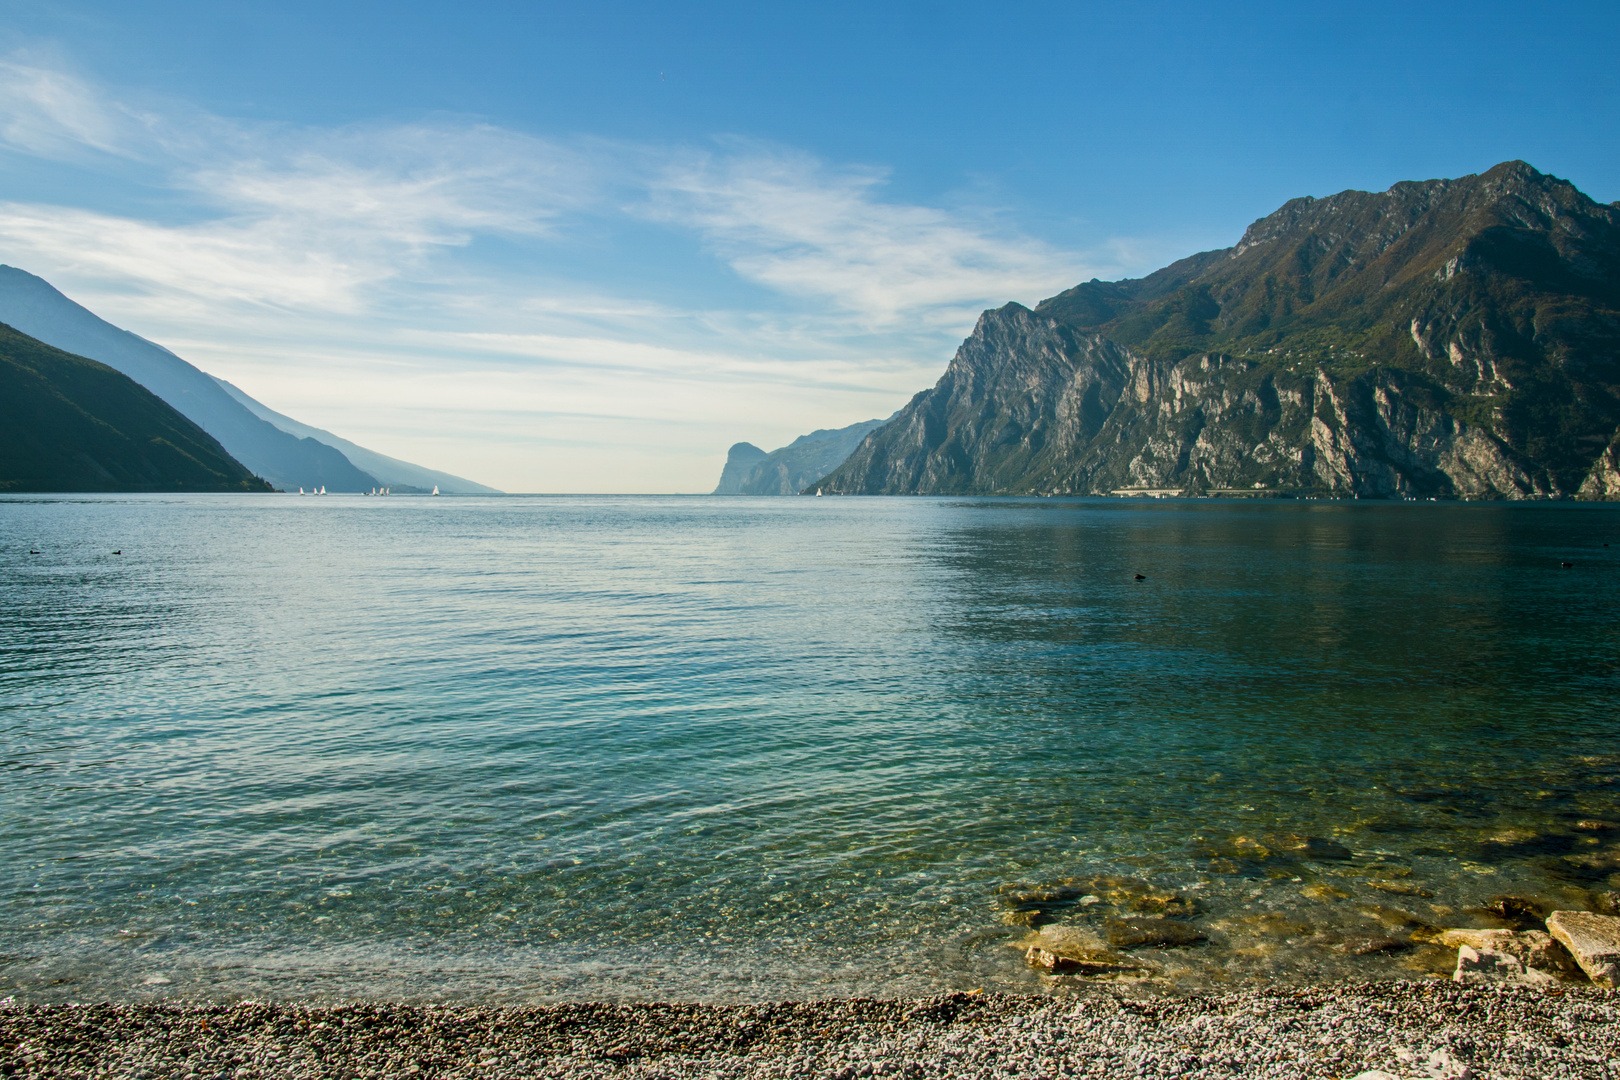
[1134,573,1146,580]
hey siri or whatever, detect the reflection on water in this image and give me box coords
[0,494,1617,1001]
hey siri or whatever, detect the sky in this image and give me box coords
[0,1,1616,492]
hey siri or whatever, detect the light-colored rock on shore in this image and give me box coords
[1548,911,1620,988]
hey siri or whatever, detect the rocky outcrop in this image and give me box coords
[712,442,768,494]
[819,162,1620,498]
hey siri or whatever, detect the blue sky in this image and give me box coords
[1,0,1615,491]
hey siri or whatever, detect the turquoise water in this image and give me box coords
[2,494,1618,1001]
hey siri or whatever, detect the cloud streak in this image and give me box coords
[646,146,1090,326]
[0,55,151,159]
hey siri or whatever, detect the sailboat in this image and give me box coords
[431,485,440,496]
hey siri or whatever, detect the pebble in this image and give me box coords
[2,984,1616,1079]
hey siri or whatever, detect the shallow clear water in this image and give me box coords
[2,494,1618,1001]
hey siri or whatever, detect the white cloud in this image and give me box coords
[0,55,149,159]
[644,146,1099,326]
[0,55,596,317]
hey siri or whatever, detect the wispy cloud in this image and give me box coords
[0,54,151,159]
[645,145,1094,327]
[0,56,595,317]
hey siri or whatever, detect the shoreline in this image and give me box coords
[4,984,1617,1079]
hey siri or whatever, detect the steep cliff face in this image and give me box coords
[821,307,1134,494]
[820,162,1620,498]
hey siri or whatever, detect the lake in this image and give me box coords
[2,494,1617,1001]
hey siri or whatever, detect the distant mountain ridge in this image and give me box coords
[0,266,497,493]
[211,377,498,494]
[713,416,892,494]
[0,321,270,493]
[819,161,1620,499]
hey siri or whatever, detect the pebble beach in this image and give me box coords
[4,984,1618,1080]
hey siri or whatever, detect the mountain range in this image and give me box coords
[816,161,1620,499]
[713,416,892,494]
[0,266,496,494]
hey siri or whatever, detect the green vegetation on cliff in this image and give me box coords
[0,322,272,492]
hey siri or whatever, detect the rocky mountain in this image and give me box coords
[819,161,1620,499]
[712,417,892,494]
[0,321,270,493]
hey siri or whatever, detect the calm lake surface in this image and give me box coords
[2,494,1618,1001]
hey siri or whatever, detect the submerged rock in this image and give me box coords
[1023,947,1143,977]
[995,883,1090,927]
[1264,834,1354,861]
[1368,880,1435,898]
[1018,925,1145,977]
[1478,895,1547,929]
[1103,917,1206,949]
[1564,847,1620,874]
[1357,904,1441,938]
[1546,910,1620,986]
[1060,875,1197,915]
[1332,936,1412,956]
[1302,883,1350,902]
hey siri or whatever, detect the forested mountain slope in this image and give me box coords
[0,322,270,493]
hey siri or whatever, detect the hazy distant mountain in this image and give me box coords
[713,442,769,494]
[210,377,499,494]
[712,417,892,494]
[0,321,269,493]
[0,266,494,494]
[0,267,373,492]
[820,161,1620,499]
